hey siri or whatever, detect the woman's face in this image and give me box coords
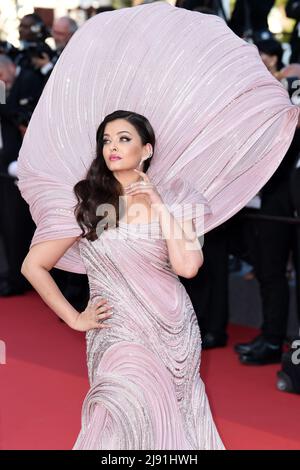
[102,119,151,172]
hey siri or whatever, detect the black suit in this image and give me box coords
[0,67,44,290]
[286,0,300,63]
[0,67,44,171]
[253,129,300,344]
[178,0,228,19]
[229,0,275,38]
[290,162,300,325]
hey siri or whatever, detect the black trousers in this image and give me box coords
[180,223,229,337]
[255,182,298,344]
[290,167,300,326]
[227,208,260,270]
[0,174,35,289]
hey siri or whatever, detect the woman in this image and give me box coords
[21,109,224,450]
[17,2,299,450]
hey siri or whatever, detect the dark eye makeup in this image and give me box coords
[102,137,131,144]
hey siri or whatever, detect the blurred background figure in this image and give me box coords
[235,47,300,365]
[286,0,300,62]
[18,12,49,44]
[276,131,300,394]
[255,37,284,75]
[95,6,115,14]
[229,0,275,42]
[0,54,44,296]
[0,40,19,63]
[15,12,54,79]
[29,16,78,84]
[176,0,229,21]
[51,16,78,54]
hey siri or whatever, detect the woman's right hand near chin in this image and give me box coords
[71,298,113,332]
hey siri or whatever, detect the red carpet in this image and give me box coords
[0,291,299,450]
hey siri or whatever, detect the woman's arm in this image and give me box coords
[21,237,112,330]
[154,203,204,279]
[125,169,204,279]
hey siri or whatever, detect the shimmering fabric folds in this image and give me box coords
[72,221,225,449]
[17,1,299,275]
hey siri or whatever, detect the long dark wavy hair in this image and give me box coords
[73,110,156,241]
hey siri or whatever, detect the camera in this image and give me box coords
[0,41,19,60]
[20,41,55,60]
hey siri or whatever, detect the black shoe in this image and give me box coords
[0,280,26,297]
[234,334,264,355]
[202,332,228,350]
[239,340,282,365]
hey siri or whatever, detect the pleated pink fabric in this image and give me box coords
[17,1,299,274]
[73,220,225,450]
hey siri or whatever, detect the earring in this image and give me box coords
[139,152,153,167]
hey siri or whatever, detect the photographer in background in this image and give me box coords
[29,17,78,84]
[15,13,55,84]
[0,41,19,63]
[0,54,44,296]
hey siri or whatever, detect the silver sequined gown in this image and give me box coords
[73,220,225,450]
